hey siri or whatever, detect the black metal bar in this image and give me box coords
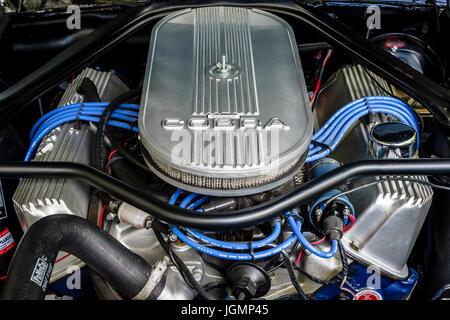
[1,1,450,127]
[0,159,449,231]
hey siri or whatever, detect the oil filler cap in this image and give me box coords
[369,122,417,159]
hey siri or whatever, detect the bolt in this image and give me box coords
[169,233,178,242]
[192,268,203,282]
[343,207,350,217]
[144,218,153,229]
[315,208,323,222]
[350,240,361,251]
[108,200,120,211]
[216,54,230,73]
[106,212,116,221]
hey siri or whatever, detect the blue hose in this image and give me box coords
[306,98,419,162]
[28,96,418,165]
[311,104,416,149]
[30,103,139,140]
[26,115,138,161]
[32,109,138,142]
[187,196,210,210]
[309,103,417,153]
[170,225,298,261]
[168,190,293,259]
[286,213,338,259]
[174,190,283,250]
[306,107,417,162]
[179,192,199,209]
[311,96,417,142]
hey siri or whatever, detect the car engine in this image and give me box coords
[0,0,449,303]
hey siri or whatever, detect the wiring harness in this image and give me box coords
[26,102,140,162]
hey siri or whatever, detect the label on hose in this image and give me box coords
[0,228,15,255]
[30,255,52,292]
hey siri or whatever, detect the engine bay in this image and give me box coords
[0,0,449,303]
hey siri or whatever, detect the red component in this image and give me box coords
[355,289,383,300]
[55,253,71,263]
[384,38,406,49]
[0,228,15,256]
[99,204,107,228]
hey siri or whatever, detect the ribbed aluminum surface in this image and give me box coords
[314,64,433,279]
[192,7,259,115]
[140,7,312,195]
[13,68,128,282]
[341,175,432,279]
[12,68,113,231]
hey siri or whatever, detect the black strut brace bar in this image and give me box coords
[0,159,449,231]
[0,1,450,127]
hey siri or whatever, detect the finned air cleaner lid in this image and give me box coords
[139,6,313,196]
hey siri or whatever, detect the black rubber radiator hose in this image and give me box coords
[0,214,156,300]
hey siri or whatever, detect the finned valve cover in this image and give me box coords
[139,6,313,196]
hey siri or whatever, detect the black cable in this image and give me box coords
[200,252,227,274]
[152,227,195,289]
[281,251,309,300]
[153,226,217,300]
[94,88,141,171]
[337,240,348,279]
[266,240,300,273]
[311,74,338,112]
[105,155,125,171]
[297,42,332,53]
[109,135,154,174]
[203,281,227,292]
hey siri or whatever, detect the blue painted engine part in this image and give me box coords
[308,158,355,228]
[48,267,98,300]
[313,263,418,300]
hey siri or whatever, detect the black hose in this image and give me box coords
[0,159,450,231]
[86,192,122,300]
[0,214,153,300]
[94,88,141,171]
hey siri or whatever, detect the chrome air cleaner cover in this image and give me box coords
[139,6,313,196]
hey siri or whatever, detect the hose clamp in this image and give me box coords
[132,259,167,300]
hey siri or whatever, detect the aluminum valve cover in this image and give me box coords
[139,6,313,195]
